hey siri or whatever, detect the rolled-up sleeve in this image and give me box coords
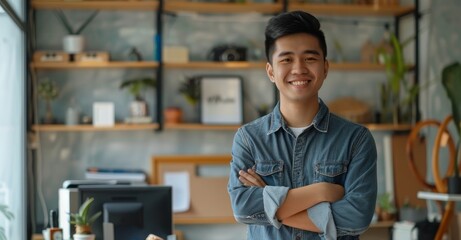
[263,186,289,228]
[228,128,289,226]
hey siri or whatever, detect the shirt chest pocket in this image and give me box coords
[314,162,347,184]
[254,160,284,186]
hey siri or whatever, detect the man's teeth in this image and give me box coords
[291,81,308,86]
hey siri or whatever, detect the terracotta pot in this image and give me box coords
[164,107,182,124]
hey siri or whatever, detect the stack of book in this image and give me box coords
[85,167,147,183]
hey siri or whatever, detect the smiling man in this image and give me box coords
[227,11,377,240]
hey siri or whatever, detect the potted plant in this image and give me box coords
[37,79,59,124]
[53,10,99,54]
[69,197,101,240]
[441,62,461,194]
[376,192,396,221]
[178,76,201,122]
[377,31,421,125]
[120,77,156,118]
[0,204,14,240]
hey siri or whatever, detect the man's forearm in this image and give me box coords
[282,210,321,232]
[276,183,343,220]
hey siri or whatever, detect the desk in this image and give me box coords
[417,191,461,201]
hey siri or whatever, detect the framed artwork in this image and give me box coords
[200,76,243,125]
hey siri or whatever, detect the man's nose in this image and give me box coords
[291,59,309,75]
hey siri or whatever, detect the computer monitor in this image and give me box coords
[78,185,172,240]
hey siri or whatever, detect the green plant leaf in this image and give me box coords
[442,62,461,137]
[120,77,156,101]
[87,211,102,224]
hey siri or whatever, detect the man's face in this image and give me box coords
[266,33,329,104]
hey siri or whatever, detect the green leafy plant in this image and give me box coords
[120,77,156,101]
[442,62,461,177]
[38,79,59,123]
[69,198,101,235]
[38,79,59,101]
[178,76,201,106]
[0,204,14,240]
[377,192,396,214]
[53,10,99,35]
[377,32,420,124]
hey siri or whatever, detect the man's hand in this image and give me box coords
[239,168,266,187]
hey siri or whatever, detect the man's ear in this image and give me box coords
[266,62,275,83]
[324,59,329,78]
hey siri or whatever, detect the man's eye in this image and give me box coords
[280,58,291,63]
[305,57,318,62]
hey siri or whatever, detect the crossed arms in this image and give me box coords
[238,168,344,232]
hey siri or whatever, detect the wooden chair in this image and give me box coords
[406,116,460,240]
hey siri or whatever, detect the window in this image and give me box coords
[0,0,26,238]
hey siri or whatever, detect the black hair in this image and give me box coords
[264,11,327,63]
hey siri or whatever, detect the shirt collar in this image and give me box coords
[268,98,330,135]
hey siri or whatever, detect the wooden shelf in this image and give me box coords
[31,0,159,10]
[165,61,266,70]
[31,61,159,69]
[364,123,412,131]
[166,61,411,71]
[164,2,283,14]
[30,60,412,71]
[288,3,415,16]
[32,123,159,132]
[370,220,395,228]
[164,123,239,131]
[174,216,236,225]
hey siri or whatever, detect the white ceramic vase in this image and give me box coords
[73,233,95,240]
[63,35,84,54]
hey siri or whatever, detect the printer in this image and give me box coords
[58,180,135,240]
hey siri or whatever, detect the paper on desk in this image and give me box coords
[164,171,190,213]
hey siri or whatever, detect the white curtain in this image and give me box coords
[0,0,26,239]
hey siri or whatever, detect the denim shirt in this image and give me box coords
[227,99,377,240]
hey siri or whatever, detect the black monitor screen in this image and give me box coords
[78,185,172,240]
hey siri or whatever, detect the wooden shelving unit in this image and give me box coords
[30,61,159,69]
[28,1,418,134]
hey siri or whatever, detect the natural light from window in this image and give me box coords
[0,0,26,238]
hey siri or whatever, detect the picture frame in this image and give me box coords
[200,76,243,125]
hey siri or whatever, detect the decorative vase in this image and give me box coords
[73,233,95,240]
[63,35,84,54]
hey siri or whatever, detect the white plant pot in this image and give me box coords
[130,101,148,117]
[63,35,84,54]
[73,233,95,240]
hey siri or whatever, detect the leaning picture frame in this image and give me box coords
[200,76,243,125]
